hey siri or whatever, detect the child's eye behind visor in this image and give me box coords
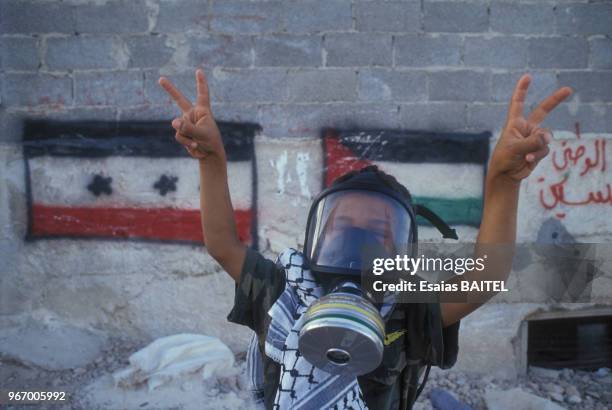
[306,190,413,274]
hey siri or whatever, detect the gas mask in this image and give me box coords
[299,167,457,376]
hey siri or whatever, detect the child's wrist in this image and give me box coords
[485,172,521,194]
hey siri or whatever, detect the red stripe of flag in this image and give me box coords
[324,135,371,186]
[30,205,252,244]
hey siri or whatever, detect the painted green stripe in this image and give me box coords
[414,197,483,227]
[303,313,384,341]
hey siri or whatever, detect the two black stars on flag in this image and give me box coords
[86,174,179,197]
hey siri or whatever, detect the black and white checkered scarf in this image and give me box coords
[246,248,368,410]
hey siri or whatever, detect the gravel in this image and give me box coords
[413,366,612,410]
[1,341,610,410]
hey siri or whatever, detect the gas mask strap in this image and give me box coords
[415,204,459,240]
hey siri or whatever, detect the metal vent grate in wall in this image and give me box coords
[528,315,612,370]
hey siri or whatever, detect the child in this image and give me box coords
[158,69,572,409]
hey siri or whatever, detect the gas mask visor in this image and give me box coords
[305,188,414,277]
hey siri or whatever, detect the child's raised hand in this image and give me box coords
[488,74,573,183]
[159,69,224,160]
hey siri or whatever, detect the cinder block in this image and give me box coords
[490,2,555,34]
[0,110,25,143]
[210,103,259,124]
[325,103,402,130]
[283,0,352,33]
[467,103,507,132]
[528,37,588,69]
[46,36,118,70]
[590,38,612,69]
[0,0,75,34]
[75,71,145,107]
[2,73,72,107]
[556,3,612,36]
[211,68,288,103]
[464,36,528,69]
[557,71,612,103]
[399,102,467,132]
[259,102,400,139]
[254,35,322,67]
[355,1,420,33]
[541,103,609,133]
[118,104,180,121]
[424,1,488,33]
[0,37,39,70]
[188,34,252,68]
[125,35,174,68]
[74,0,149,34]
[145,70,197,107]
[429,71,491,102]
[358,68,426,102]
[491,72,558,106]
[210,1,284,34]
[325,33,392,67]
[287,69,357,102]
[155,0,210,33]
[395,34,461,67]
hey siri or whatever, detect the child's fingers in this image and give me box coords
[525,145,550,163]
[186,145,207,159]
[511,127,551,156]
[171,117,206,142]
[175,131,197,149]
[158,76,192,113]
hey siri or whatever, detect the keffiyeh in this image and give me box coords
[247,248,368,410]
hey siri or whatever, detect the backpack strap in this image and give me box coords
[415,204,459,240]
[414,346,432,400]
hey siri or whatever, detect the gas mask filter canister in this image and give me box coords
[299,281,386,376]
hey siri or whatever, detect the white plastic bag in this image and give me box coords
[113,333,236,391]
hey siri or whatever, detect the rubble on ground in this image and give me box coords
[0,318,107,371]
[414,366,612,410]
[1,327,611,410]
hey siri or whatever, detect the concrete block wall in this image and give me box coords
[1,0,611,376]
[2,0,611,137]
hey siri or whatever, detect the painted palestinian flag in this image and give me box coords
[322,128,491,227]
[23,120,259,247]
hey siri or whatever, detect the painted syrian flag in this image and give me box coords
[323,128,491,227]
[23,120,259,247]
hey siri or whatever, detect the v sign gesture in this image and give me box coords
[440,74,574,327]
[488,73,573,184]
[159,69,225,161]
[159,69,246,281]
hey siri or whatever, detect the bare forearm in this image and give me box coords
[441,176,519,326]
[439,75,570,326]
[199,154,245,279]
[477,175,520,245]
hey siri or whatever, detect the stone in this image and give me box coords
[564,385,579,397]
[485,387,566,410]
[542,383,564,395]
[585,390,599,399]
[549,392,564,403]
[0,320,107,371]
[599,375,612,385]
[567,395,581,404]
[529,366,561,380]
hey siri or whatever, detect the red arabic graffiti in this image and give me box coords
[538,123,611,214]
[539,175,612,209]
[551,139,607,176]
